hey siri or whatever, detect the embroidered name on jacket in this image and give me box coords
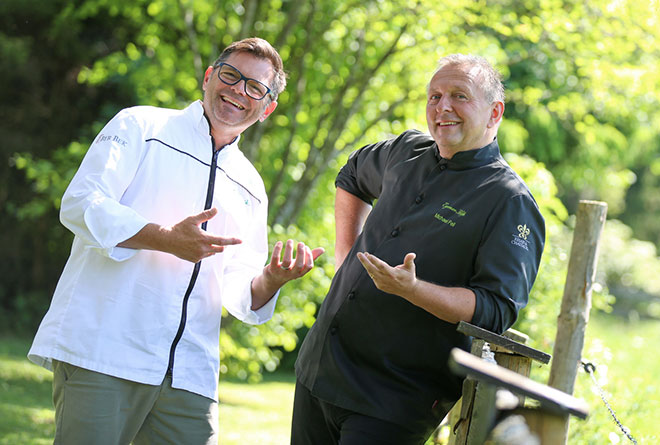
[434,202,467,227]
[95,133,128,147]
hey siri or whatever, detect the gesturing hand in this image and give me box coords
[164,208,242,263]
[357,251,418,298]
[264,239,325,286]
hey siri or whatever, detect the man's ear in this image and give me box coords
[259,100,278,122]
[488,101,505,128]
[202,66,214,91]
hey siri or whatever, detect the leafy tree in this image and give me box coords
[4,0,660,380]
[0,0,141,330]
[481,0,660,217]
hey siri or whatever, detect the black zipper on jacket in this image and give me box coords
[166,140,220,376]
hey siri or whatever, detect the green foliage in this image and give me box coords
[1,0,140,333]
[12,142,88,220]
[621,152,660,248]
[474,0,660,216]
[4,0,660,381]
[597,220,660,319]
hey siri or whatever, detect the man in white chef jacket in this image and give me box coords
[28,37,323,445]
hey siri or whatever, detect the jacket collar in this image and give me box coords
[186,100,241,152]
[184,101,265,203]
[434,138,501,171]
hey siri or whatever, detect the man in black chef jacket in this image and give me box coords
[290,54,546,445]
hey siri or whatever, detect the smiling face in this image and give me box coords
[202,51,278,147]
[426,64,504,158]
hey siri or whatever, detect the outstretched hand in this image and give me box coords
[251,239,325,310]
[264,239,325,286]
[357,251,418,297]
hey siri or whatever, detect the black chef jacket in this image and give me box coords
[295,129,545,431]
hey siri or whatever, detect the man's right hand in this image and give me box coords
[118,207,242,263]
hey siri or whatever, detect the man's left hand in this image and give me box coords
[265,239,325,286]
[357,251,418,298]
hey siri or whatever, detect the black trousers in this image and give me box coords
[290,380,433,445]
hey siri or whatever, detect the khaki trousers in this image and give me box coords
[52,360,218,445]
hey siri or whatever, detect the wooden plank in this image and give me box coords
[494,353,531,378]
[465,380,497,445]
[448,339,486,445]
[502,328,529,344]
[448,348,589,419]
[457,321,551,364]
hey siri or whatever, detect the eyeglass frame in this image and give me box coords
[214,62,274,101]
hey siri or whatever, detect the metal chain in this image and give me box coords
[581,360,638,444]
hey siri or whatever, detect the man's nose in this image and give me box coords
[435,96,452,112]
[230,80,247,97]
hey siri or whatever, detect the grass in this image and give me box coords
[218,373,295,445]
[1,314,658,444]
[0,338,54,445]
[568,315,660,444]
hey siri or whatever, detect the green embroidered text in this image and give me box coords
[434,213,456,227]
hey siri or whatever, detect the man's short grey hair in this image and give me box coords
[432,54,505,104]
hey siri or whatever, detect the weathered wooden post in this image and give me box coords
[448,348,589,443]
[447,322,551,444]
[547,200,608,444]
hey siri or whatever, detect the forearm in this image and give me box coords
[357,251,476,324]
[250,272,285,310]
[405,280,476,324]
[335,187,371,269]
[117,223,168,252]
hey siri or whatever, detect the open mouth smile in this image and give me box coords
[221,96,245,110]
[438,122,459,127]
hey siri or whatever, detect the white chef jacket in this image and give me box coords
[28,100,277,400]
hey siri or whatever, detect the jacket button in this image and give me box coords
[391,228,399,237]
[330,326,338,335]
[415,195,423,204]
[348,292,355,300]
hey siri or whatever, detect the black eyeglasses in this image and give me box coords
[215,62,273,101]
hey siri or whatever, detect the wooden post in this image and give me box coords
[447,323,552,444]
[547,200,607,444]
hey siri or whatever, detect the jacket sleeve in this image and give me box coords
[59,108,150,262]
[468,193,546,333]
[334,134,404,203]
[220,192,277,325]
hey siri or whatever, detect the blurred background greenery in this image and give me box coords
[1,0,659,437]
